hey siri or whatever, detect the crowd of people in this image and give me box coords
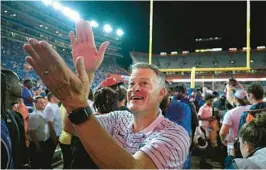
[1,19,266,169]
[1,38,128,89]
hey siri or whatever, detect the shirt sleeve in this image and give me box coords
[139,127,191,169]
[223,110,232,126]
[44,107,54,122]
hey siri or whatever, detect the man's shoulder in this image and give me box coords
[158,118,190,136]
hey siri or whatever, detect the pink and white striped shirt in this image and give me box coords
[96,110,190,169]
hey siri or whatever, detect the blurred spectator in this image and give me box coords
[118,87,128,111]
[93,87,120,114]
[1,68,29,168]
[12,98,30,147]
[239,84,266,131]
[44,92,62,168]
[58,105,73,169]
[198,94,219,147]
[22,79,34,112]
[232,113,266,169]
[220,89,251,155]
[28,96,50,168]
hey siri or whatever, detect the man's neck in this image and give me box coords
[132,109,158,133]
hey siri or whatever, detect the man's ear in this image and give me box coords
[246,142,254,153]
[159,87,167,102]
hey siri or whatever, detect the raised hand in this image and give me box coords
[70,19,109,73]
[24,39,89,113]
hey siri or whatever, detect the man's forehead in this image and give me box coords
[129,76,153,82]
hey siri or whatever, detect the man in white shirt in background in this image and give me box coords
[28,96,50,168]
[44,92,62,168]
[220,89,251,155]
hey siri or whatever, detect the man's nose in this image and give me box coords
[132,83,141,92]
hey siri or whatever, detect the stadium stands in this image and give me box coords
[1,1,128,89]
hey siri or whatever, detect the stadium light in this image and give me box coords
[116,29,124,36]
[171,51,178,55]
[160,52,167,56]
[42,0,53,6]
[62,7,80,22]
[230,60,236,64]
[52,2,63,10]
[210,48,222,52]
[229,48,237,51]
[257,46,265,50]
[103,24,112,33]
[90,20,99,28]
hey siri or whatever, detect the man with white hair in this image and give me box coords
[23,19,190,169]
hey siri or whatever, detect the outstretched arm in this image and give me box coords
[23,19,158,169]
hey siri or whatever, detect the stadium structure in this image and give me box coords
[130,48,266,91]
[1,1,128,89]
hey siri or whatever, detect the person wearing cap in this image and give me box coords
[220,89,251,155]
[99,77,128,111]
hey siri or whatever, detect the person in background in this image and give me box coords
[159,81,171,116]
[87,88,95,113]
[198,94,219,147]
[58,105,73,169]
[231,112,266,169]
[93,87,120,114]
[165,88,192,169]
[22,79,34,113]
[220,89,251,155]
[118,87,129,111]
[239,84,266,130]
[44,92,62,168]
[12,98,30,147]
[28,96,50,168]
[1,68,29,168]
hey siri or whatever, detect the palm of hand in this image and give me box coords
[72,44,102,73]
[70,20,109,73]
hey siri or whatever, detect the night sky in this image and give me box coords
[61,1,266,68]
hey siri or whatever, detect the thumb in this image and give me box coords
[98,41,110,57]
[75,56,88,82]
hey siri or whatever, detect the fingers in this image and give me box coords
[98,41,110,57]
[25,56,43,76]
[75,56,88,83]
[81,20,88,43]
[69,31,77,49]
[39,41,65,65]
[24,42,41,62]
[85,21,96,48]
[76,19,85,43]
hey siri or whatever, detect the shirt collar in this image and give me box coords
[128,109,164,135]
